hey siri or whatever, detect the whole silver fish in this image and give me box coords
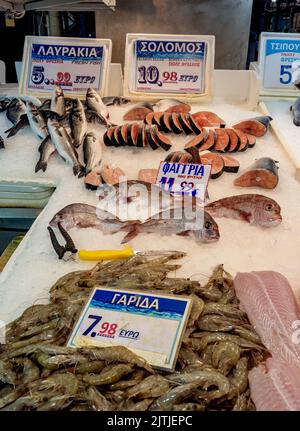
[51,86,65,117]
[70,99,87,148]
[86,88,109,120]
[26,101,48,139]
[47,115,84,177]
[83,132,102,175]
[291,97,300,126]
[35,136,56,173]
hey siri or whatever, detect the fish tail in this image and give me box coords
[0,136,5,149]
[73,164,85,178]
[121,225,140,243]
[35,160,47,173]
[5,119,25,137]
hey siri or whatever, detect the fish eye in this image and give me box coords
[205,221,212,229]
[265,203,273,211]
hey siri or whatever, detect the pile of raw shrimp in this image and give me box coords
[0,251,267,411]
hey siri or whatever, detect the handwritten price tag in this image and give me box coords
[68,288,191,371]
[156,161,211,200]
[135,39,206,94]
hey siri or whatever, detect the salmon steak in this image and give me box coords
[123,102,153,121]
[199,151,224,179]
[234,157,279,189]
[191,111,226,128]
[232,116,272,137]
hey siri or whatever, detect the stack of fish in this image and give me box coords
[0,88,131,189]
[0,254,267,411]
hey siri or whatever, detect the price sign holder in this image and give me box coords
[124,33,215,102]
[19,36,112,99]
[258,32,300,96]
[68,287,192,371]
[156,161,211,201]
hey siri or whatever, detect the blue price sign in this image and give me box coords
[68,288,191,371]
[135,39,206,94]
[259,32,300,91]
[156,161,211,200]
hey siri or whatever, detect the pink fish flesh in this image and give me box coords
[249,358,300,411]
[234,271,300,366]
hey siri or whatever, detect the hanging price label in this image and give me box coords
[68,288,191,371]
[156,161,211,200]
[259,32,300,91]
[135,39,206,94]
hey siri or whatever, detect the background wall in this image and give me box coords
[96,0,253,70]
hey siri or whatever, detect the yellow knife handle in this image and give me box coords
[78,246,135,261]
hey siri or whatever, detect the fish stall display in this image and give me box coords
[0,255,270,411]
[0,80,300,413]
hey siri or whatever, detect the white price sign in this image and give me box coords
[68,288,191,371]
[135,39,206,93]
[259,32,300,91]
[20,36,112,98]
[156,161,211,200]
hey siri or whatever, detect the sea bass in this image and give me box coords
[205,194,282,228]
[83,132,102,175]
[291,97,300,126]
[26,101,48,139]
[51,85,65,117]
[70,99,87,148]
[47,115,84,177]
[35,136,56,173]
[86,88,109,120]
[49,204,219,245]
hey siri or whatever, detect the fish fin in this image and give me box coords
[121,225,140,243]
[5,117,27,137]
[290,105,293,111]
[38,135,50,153]
[35,160,47,173]
[73,164,85,178]
[239,211,251,222]
[176,230,191,237]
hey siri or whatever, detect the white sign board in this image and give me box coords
[258,32,300,95]
[19,36,112,99]
[124,33,215,102]
[68,287,191,371]
[156,161,211,200]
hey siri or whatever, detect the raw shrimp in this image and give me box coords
[83,364,134,386]
[126,375,170,399]
[211,342,240,375]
